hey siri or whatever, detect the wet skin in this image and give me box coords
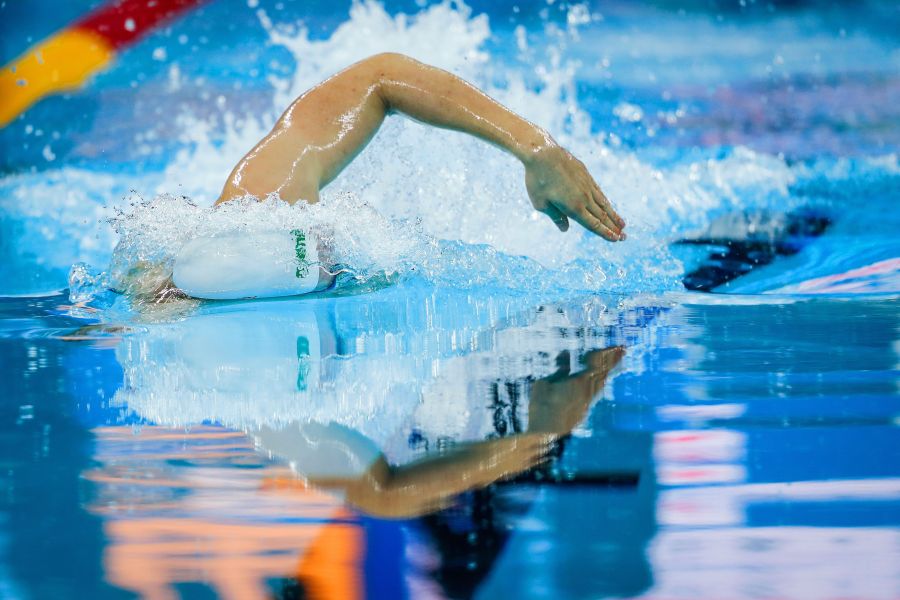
[216,52,626,242]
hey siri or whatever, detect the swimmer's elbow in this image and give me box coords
[367,51,418,72]
[364,52,422,112]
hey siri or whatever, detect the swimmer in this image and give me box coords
[170,53,625,300]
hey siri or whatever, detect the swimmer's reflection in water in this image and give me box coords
[106,296,625,517]
[85,294,636,597]
[128,53,626,301]
[85,339,629,598]
[255,345,624,518]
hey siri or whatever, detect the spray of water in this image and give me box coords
[59,0,809,307]
[11,1,883,305]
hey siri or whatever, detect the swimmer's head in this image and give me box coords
[111,260,187,303]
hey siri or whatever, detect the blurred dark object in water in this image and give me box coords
[676,208,831,292]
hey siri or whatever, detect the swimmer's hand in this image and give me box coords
[525,144,626,241]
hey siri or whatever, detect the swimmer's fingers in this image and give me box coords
[584,197,623,241]
[590,182,626,232]
[562,200,621,242]
[540,203,570,232]
[584,179,625,235]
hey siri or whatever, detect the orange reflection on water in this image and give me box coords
[86,425,365,600]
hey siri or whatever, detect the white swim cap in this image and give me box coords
[172,229,320,300]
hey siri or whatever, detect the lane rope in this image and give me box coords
[0,0,208,128]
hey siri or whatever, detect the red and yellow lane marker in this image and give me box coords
[0,0,209,128]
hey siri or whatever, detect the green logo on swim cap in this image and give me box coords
[291,229,310,279]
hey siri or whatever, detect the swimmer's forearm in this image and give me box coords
[374,57,625,239]
[340,434,550,517]
[375,54,554,164]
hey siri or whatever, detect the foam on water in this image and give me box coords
[0,1,896,302]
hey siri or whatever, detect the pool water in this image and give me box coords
[1,1,899,598]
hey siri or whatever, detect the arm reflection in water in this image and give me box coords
[254,346,624,518]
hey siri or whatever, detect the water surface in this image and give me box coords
[1,0,898,598]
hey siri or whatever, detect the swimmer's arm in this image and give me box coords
[307,346,624,517]
[217,52,625,241]
[311,434,553,518]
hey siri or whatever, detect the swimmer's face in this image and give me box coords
[113,261,184,302]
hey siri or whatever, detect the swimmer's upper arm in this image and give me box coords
[217,55,393,205]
